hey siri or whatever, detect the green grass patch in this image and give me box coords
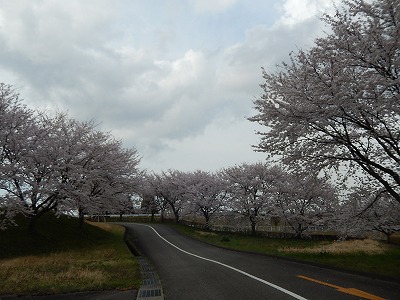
[170,224,400,280]
[0,214,140,296]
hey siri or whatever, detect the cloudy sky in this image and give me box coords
[0,0,341,173]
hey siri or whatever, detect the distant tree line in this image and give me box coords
[140,163,399,240]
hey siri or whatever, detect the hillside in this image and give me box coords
[0,213,140,295]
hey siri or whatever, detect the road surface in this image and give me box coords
[123,223,400,300]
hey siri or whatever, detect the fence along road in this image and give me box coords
[122,223,399,300]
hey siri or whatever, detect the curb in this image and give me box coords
[136,257,164,300]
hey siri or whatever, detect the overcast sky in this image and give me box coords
[0,0,341,173]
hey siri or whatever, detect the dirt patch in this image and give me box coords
[196,231,217,237]
[279,239,388,254]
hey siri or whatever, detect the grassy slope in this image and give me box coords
[0,214,140,296]
[170,224,400,280]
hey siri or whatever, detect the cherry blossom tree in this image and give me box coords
[184,170,227,229]
[338,185,400,241]
[60,127,141,228]
[274,172,338,238]
[152,170,189,223]
[0,86,142,231]
[140,194,160,221]
[139,173,163,221]
[0,84,35,228]
[221,162,279,235]
[4,112,68,232]
[359,192,400,241]
[249,0,400,203]
[140,173,169,222]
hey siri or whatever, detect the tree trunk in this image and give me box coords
[295,224,304,238]
[205,219,210,231]
[249,214,257,235]
[173,210,180,223]
[160,210,164,222]
[78,207,85,230]
[203,211,210,230]
[251,222,256,235]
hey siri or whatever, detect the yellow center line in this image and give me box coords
[297,275,386,300]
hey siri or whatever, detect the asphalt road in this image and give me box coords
[123,223,400,300]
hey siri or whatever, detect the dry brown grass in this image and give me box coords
[0,214,141,298]
[87,221,123,234]
[0,245,135,295]
[0,222,140,296]
[0,251,108,294]
[279,239,389,254]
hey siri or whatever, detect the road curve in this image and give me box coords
[122,223,400,300]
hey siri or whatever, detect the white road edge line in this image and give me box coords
[138,224,308,300]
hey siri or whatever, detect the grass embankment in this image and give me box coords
[0,214,140,296]
[171,224,400,280]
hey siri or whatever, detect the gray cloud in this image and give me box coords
[0,0,336,171]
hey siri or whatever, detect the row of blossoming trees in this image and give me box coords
[0,84,142,232]
[141,0,400,240]
[141,164,399,240]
